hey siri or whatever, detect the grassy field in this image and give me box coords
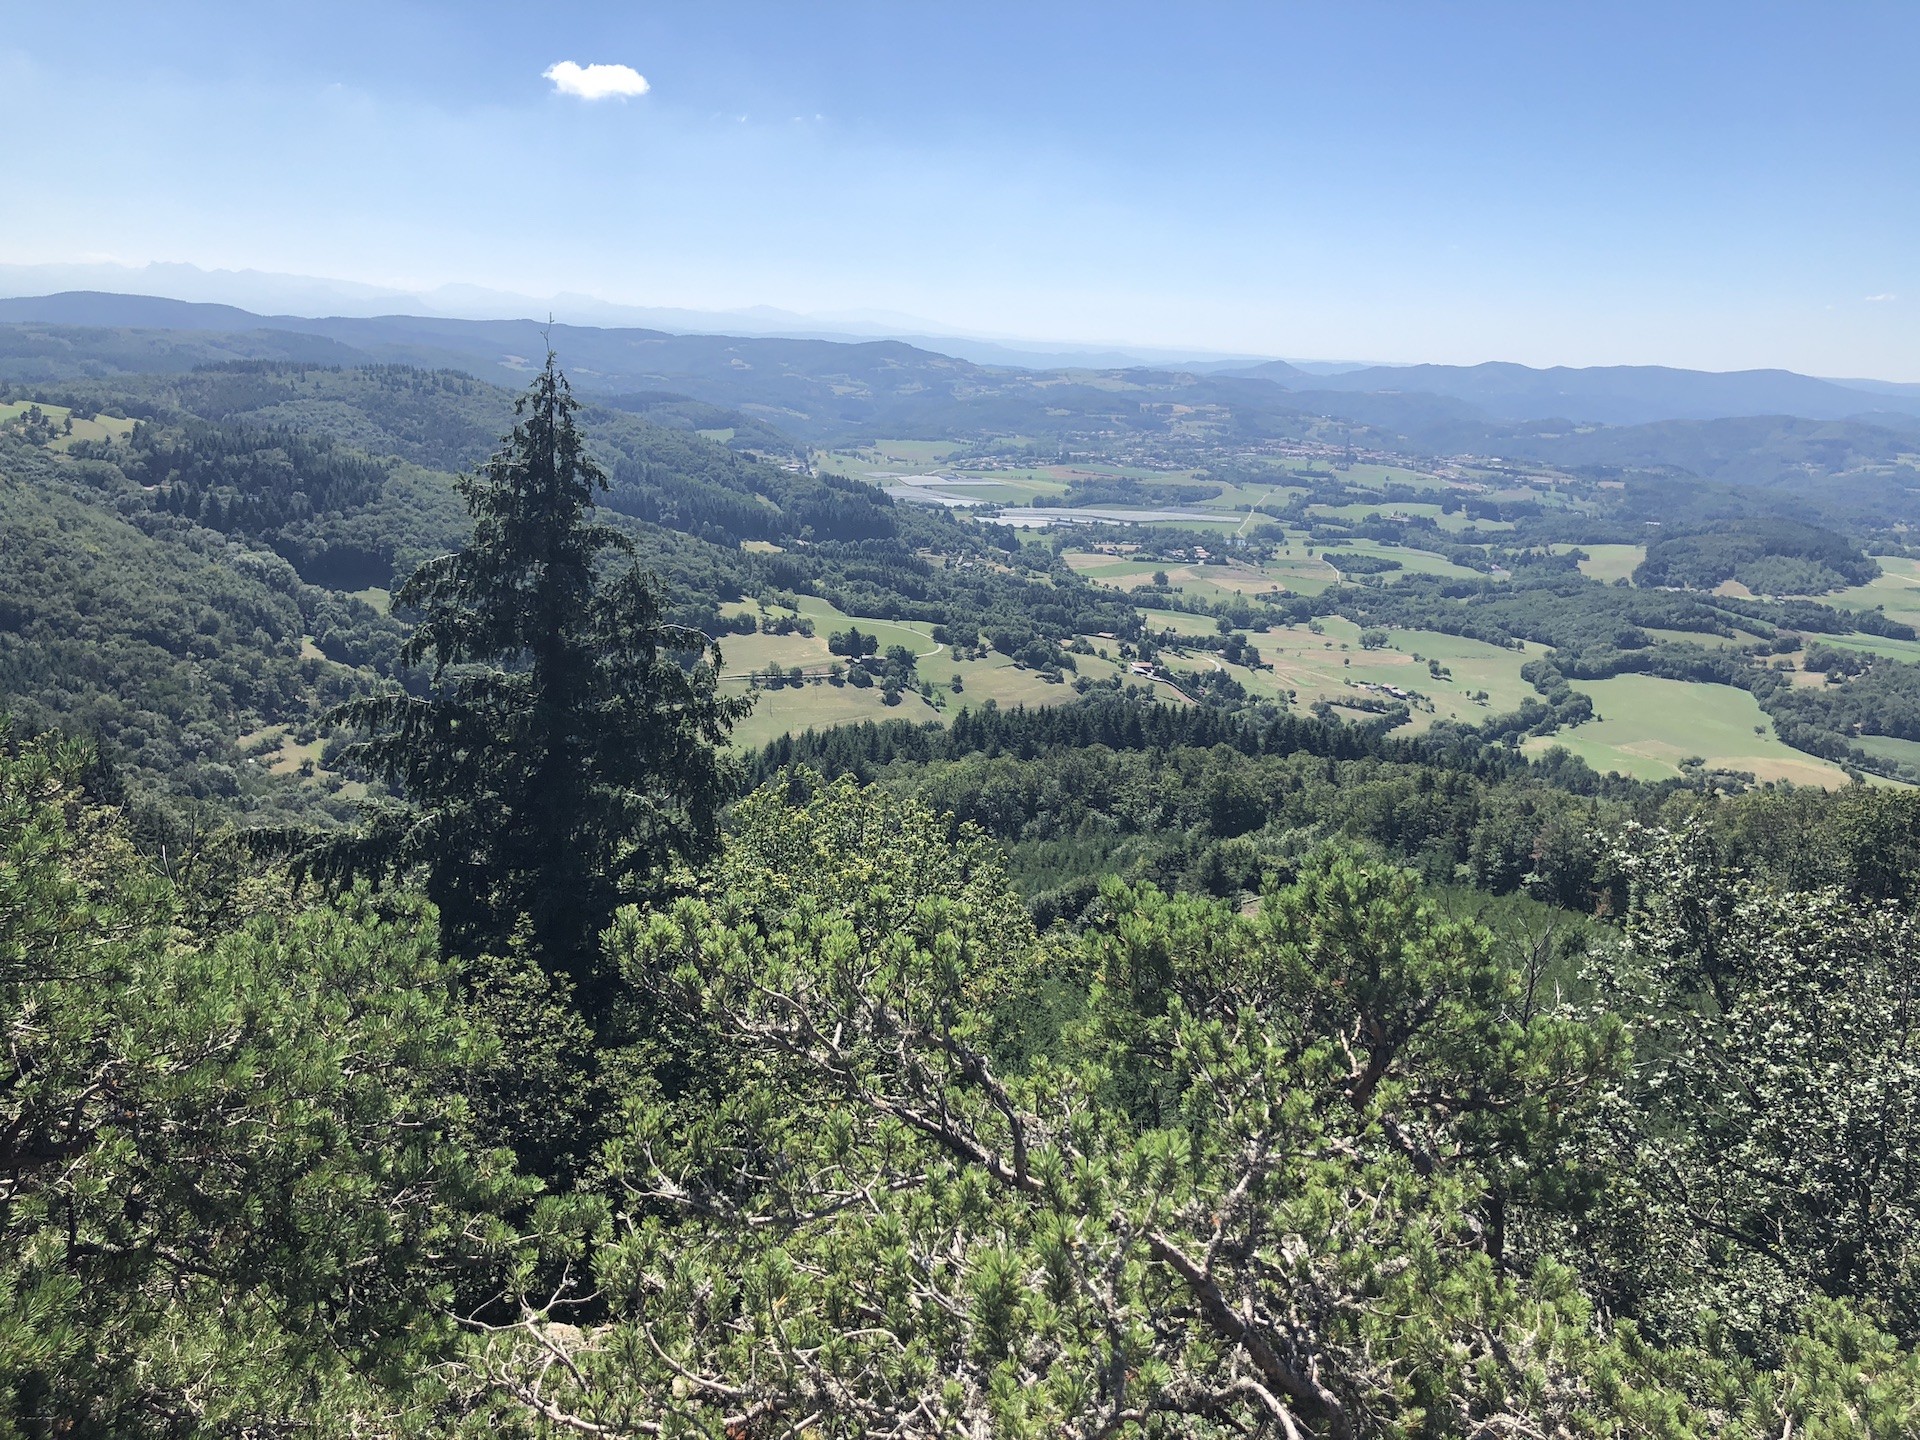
[1070,539,1479,601]
[1563,544,1644,583]
[1323,539,1486,582]
[1639,626,1756,649]
[1237,619,1537,731]
[712,594,1145,748]
[705,547,1897,777]
[1138,614,1538,734]
[714,597,940,679]
[1852,733,1920,771]
[1309,500,1444,521]
[235,726,367,799]
[1064,554,1166,589]
[1852,732,1920,767]
[237,725,327,777]
[1258,543,1343,595]
[1140,607,1227,639]
[1180,566,1298,598]
[1822,556,1920,627]
[1195,481,1302,512]
[1520,675,1853,786]
[1064,552,1297,601]
[0,399,136,451]
[1806,630,1920,664]
[724,682,944,751]
[816,439,967,474]
[1279,461,1447,491]
[722,650,1150,752]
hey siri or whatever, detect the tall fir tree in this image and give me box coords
[306,354,750,992]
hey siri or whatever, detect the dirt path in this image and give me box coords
[1236,487,1276,537]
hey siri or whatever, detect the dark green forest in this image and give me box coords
[6,348,1920,1437]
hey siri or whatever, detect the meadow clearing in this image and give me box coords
[711,594,1156,750]
[0,399,135,450]
[1521,675,1854,786]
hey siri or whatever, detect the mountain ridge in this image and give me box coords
[1223,357,1920,426]
[8,291,1918,431]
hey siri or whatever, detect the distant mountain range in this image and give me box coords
[0,263,1265,373]
[1219,359,1920,428]
[4,288,1917,435]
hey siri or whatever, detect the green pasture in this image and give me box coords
[712,594,1139,747]
[1309,501,1444,523]
[1179,565,1299,599]
[1239,619,1535,731]
[1521,675,1853,787]
[236,725,363,796]
[1142,615,1536,734]
[865,439,967,464]
[814,450,882,479]
[1639,627,1755,650]
[714,596,942,678]
[1062,553,1164,587]
[1197,481,1299,510]
[1065,551,1298,602]
[1561,544,1644,583]
[942,477,1070,504]
[1810,630,1920,664]
[722,681,943,752]
[1852,733,1920,771]
[1437,511,1515,534]
[1821,556,1920,626]
[1297,462,1446,491]
[1306,501,1507,535]
[1258,544,1342,595]
[0,399,135,451]
[1140,607,1228,639]
[1323,539,1485,582]
[815,438,967,477]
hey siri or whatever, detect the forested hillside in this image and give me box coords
[9,297,1920,499]
[0,362,1148,801]
[6,341,1920,1435]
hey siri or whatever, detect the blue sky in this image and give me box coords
[2,2,1916,375]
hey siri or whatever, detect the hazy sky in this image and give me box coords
[3,2,1917,376]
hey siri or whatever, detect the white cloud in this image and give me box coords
[543,61,650,101]
[1866,293,1898,303]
